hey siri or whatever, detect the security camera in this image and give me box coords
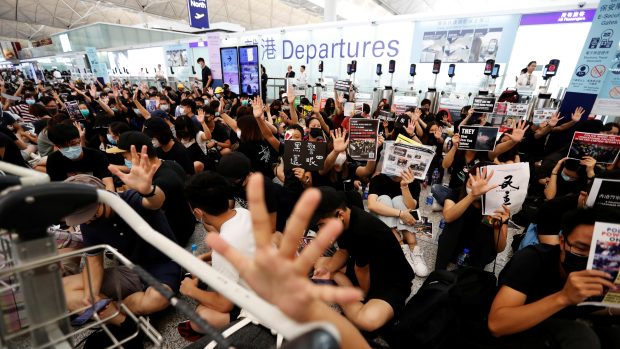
[578,1,586,8]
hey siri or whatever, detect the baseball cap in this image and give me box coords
[216,152,251,181]
[214,86,224,94]
[150,109,169,120]
[106,131,154,155]
[177,83,185,89]
[309,187,347,229]
[63,175,105,226]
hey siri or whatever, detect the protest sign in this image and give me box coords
[580,221,620,309]
[65,100,82,120]
[391,95,419,114]
[381,142,435,180]
[334,80,351,93]
[378,110,395,122]
[532,108,556,125]
[494,102,508,115]
[586,179,620,210]
[482,162,530,215]
[458,126,498,151]
[343,102,355,117]
[283,140,327,171]
[506,103,529,118]
[567,132,620,164]
[472,96,496,113]
[145,99,157,113]
[348,118,379,161]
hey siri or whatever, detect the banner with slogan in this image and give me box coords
[482,162,530,215]
[188,0,210,29]
[561,0,620,118]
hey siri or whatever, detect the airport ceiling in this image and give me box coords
[0,0,597,42]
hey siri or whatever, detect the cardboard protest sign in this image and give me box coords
[532,108,556,125]
[283,140,327,171]
[458,126,499,151]
[381,142,435,180]
[334,80,351,93]
[580,221,620,309]
[348,118,379,161]
[391,95,419,114]
[343,102,355,117]
[65,100,82,120]
[378,110,395,122]
[472,96,496,113]
[482,162,530,215]
[567,132,620,164]
[586,179,620,210]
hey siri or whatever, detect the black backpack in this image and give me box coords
[385,267,498,349]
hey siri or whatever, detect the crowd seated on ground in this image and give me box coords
[0,66,618,349]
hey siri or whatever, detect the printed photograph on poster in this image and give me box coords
[472,96,496,113]
[506,103,529,118]
[580,221,620,309]
[348,119,379,161]
[494,102,508,115]
[586,178,620,210]
[532,108,557,125]
[458,126,499,151]
[567,132,620,164]
[65,100,82,120]
[469,28,503,63]
[381,142,436,180]
[378,110,395,122]
[413,216,433,239]
[239,46,260,96]
[145,99,157,113]
[165,49,188,67]
[481,162,530,215]
[283,140,327,171]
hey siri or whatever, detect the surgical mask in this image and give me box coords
[25,99,35,105]
[59,145,82,160]
[160,104,169,111]
[133,108,140,115]
[215,112,220,117]
[215,93,221,99]
[562,248,588,274]
[309,128,322,138]
[236,130,242,138]
[80,109,90,117]
[106,134,117,145]
[124,158,133,170]
[241,99,249,106]
[560,172,577,182]
[335,152,347,167]
[152,139,161,148]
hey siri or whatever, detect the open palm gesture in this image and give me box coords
[505,120,530,143]
[205,174,363,322]
[252,96,264,118]
[548,112,563,127]
[468,166,498,198]
[331,128,348,153]
[571,106,585,122]
[108,145,157,194]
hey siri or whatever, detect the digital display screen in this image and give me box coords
[220,47,240,94]
[448,64,455,76]
[376,64,382,75]
[388,60,396,73]
[546,59,559,77]
[409,64,416,76]
[238,45,260,96]
[432,59,441,74]
[491,64,500,77]
[484,59,495,75]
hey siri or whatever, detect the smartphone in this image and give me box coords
[484,59,495,75]
[376,64,383,75]
[491,64,500,78]
[546,59,560,77]
[388,60,396,74]
[409,210,421,221]
[448,64,456,77]
[409,64,416,77]
[71,299,111,326]
[432,59,442,74]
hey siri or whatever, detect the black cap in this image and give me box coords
[309,187,347,228]
[106,131,155,156]
[217,152,251,181]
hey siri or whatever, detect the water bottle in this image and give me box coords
[363,186,369,200]
[425,192,434,206]
[456,248,470,268]
[432,168,440,185]
[439,218,446,230]
[191,243,198,257]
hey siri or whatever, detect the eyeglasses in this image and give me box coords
[564,238,589,258]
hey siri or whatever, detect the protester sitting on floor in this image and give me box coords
[178,171,256,341]
[488,207,620,348]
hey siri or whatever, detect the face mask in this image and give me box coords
[561,171,577,182]
[215,93,221,99]
[152,139,161,148]
[59,145,82,160]
[335,152,347,166]
[106,134,117,145]
[236,130,242,138]
[215,112,220,117]
[80,109,90,117]
[111,107,119,113]
[124,158,133,170]
[133,108,140,115]
[241,100,249,106]
[309,128,322,138]
[25,99,35,105]
[562,247,588,274]
[160,104,169,111]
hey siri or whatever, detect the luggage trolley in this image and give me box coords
[0,161,340,349]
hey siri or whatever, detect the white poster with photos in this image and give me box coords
[482,162,530,215]
[381,142,436,180]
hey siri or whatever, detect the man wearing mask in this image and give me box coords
[197,57,212,89]
[46,122,114,191]
[420,98,434,123]
[488,208,620,347]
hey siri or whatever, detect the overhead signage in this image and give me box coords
[520,9,596,25]
[188,0,210,29]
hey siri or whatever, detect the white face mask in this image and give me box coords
[236,129,242,138]
[335,152,347,167]
[180,138,194,148]
[152,139,161,148]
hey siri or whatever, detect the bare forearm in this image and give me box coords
[400,187,417,209]
[305,300,371,349]
[443,195,475,223]
[442,147,457,169]
[367,196,400,217]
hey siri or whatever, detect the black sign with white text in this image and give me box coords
[283,140,327,171]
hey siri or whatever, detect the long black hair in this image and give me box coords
[520,61,536,74]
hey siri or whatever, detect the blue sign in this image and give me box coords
[188,0,209,29]
[562,0,620,117]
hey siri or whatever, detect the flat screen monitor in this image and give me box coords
[220,47,240,94]
[238,45,260,96]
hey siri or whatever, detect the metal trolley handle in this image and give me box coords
[0,163,340,348]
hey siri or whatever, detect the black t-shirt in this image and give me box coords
[202,66,212,88]
[448,153,482,189]
[47,147,112,181]
[285,71,295,78]
[452,204,496,267]
[237,140,278,179]
[312,162,360,191]
[230,179,279,214]
[368,173,421,206]
[153,160,195,246]
[156,142,195,175]
[339,207,414,286]
[498,244,598,318]
[211,122,230,143]
[81,190,178,268]
[0,130,27,167]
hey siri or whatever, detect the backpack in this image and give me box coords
[385,267,498,349]
[498,89,520,103]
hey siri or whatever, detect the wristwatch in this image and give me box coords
[141,184,157,198]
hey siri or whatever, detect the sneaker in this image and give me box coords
[411,246,430,277]
[431,200,443,212]
[401,244,416,272]
[177,320,203,342]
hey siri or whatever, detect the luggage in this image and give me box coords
[497,89,520,103]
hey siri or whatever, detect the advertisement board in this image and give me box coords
[238,45,260,96]
[220,47,240,94]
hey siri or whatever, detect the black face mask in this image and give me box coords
[309,128,322,138]
[562,249,588,274]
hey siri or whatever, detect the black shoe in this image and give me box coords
[83,319,145,349]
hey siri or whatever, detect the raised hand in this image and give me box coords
[330,128,349,153]
[293,168,306,182]
[405,118,416,135]
[287,85,296,100]
[571,106,585,122]
[73,121,86,139]
[560,269,615,305]
[205,174,363,321]
[548,112,563,127]
[112,86,119,99]
[451,133,461,144]
[433,127,443,140]
[312,100,321,115]
[89,84,97,98]
[468,167,498,198]
[413,107,422,121]
[580,156,596,173]
[400,168,414,186]
[155,95,161,108]
[196,107,206,124]
[505,120,530,143]
[108,145,157,195]
[252,96,264,118]
[206,87,214,95]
